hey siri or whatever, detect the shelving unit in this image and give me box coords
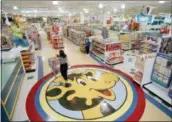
[80,39,86,53]
[90,38,123,66]
[68,29,86,45]
[20,45,36,73]
[143,53,172,106]
[133,53,156,86]
[52,35,64,49]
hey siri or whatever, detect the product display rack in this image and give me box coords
[90,38,123,66]
[80,39,86,53]
[68,29,86,45]
[133,53,156,86]
[119,32,144,51]
[20,45,36,73]
[52,35,64,49]
[143,53,172,106]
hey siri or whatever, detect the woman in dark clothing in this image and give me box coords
[85,38,91,54]
[59,50,68,81]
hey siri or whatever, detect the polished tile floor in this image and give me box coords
[12,30,171,121]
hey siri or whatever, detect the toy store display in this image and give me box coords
[25,25,41,50]
[90,38,123,65]
[68,29,86,45]
[139,33,162,54]
[110,21,125,31]
[151,53,172,87]
[119,32,144,50]
[159,37,172,56]
[20,45,36,73]
[52,35,64,49]
[133,53,156,86]
[1,27,13,50]
[80,39,86,53]
[144,53,172,106]
[123,50,140,75]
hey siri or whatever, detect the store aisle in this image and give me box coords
[37,30,98,75]
[12,30,171,121]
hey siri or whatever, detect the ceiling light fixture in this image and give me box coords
[99,3,103,8]
[83,8,89,13]
[52,1,59,5]
[58,7,62,11]
[113,8,117,12]
[121,4,125,9]
[13,6,18,10]
[159,1,165,3]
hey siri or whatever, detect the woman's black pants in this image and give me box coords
[60,63,68,81]
[86,46,90,54]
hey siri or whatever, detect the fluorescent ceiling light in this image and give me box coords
[83,8,89,13]
[113,8,117,12]
[108,11,110,14]
[121,4,125,9]
[85,10,89,13]
[159,1,165,3]
[52,1,58,5]
[58,7,62,11]
[13,6,18,10]
[99,3,103,8]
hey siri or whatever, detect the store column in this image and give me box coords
[103,12,107,27]
[80,12,85,24]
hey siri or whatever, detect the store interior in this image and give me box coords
[1,1,172,121]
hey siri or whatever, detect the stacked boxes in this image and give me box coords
[52,35,64,49]
[20,47,35,73]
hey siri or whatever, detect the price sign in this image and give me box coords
[106,43,121,51]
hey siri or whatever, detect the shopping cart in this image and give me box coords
[48,56,60,79]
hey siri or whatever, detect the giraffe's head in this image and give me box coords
[46,69,119,110]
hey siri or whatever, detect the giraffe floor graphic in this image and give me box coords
[26,65,145,121]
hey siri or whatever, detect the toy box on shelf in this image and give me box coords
[143,53,172,106]
[52,35,64,49]
[90,38,123,66]
[133,53,156,86]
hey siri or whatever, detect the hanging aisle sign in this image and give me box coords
[136,14,153,23]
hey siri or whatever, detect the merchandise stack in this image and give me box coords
[69,29,86,45]
[80,39,86,53]
[20,45,36,73]
[1,26,13,50]
[119,32,144,51]
[52,35,64,49]
[91,37,123,65]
